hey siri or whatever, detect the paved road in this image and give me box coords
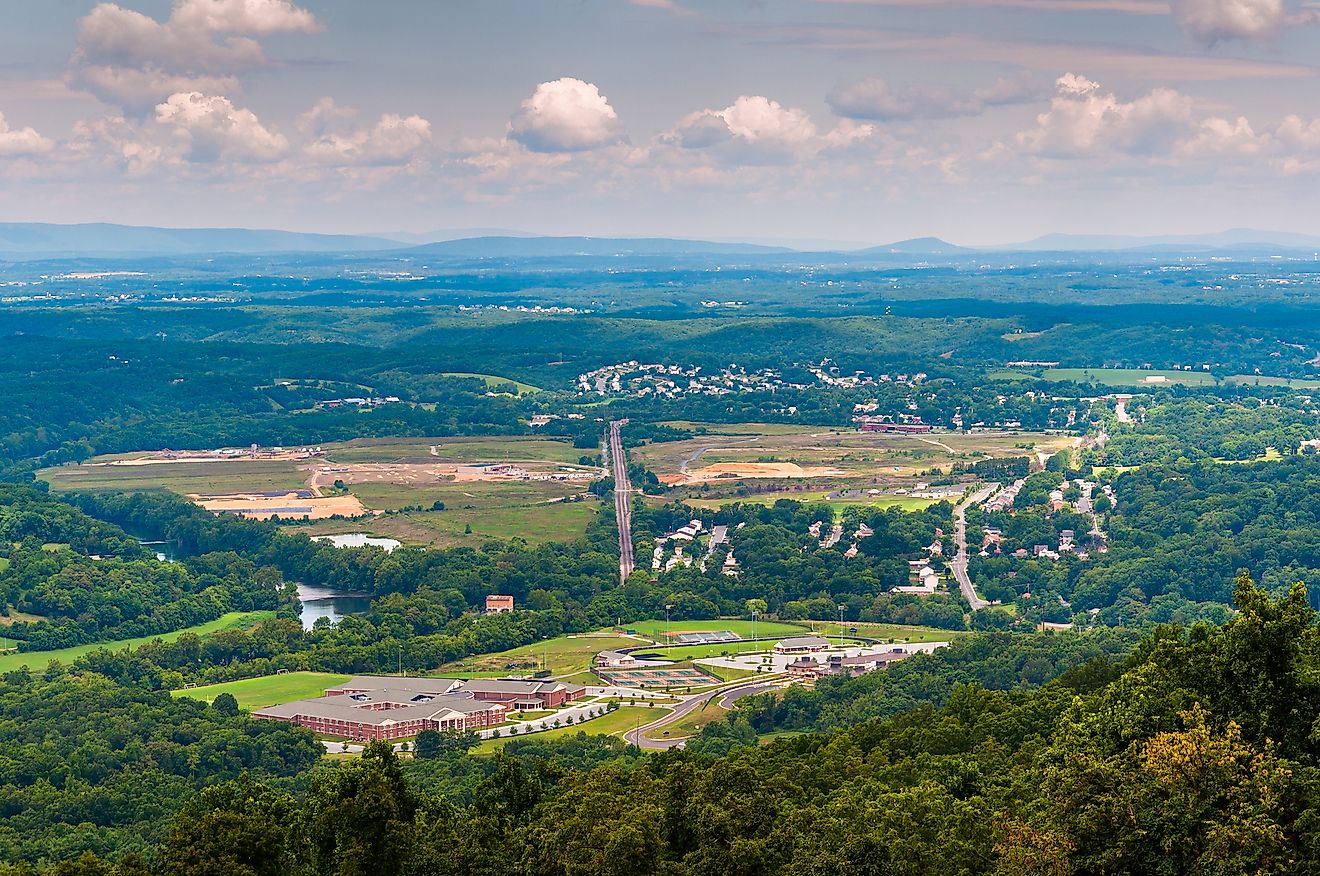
[608,420,636,581]
[622,677,783,750]
[951,484,998,611]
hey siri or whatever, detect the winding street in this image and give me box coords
[622,676,785,750]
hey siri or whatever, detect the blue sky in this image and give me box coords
[2,0,1320,244]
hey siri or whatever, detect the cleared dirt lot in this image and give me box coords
[191,491,367,520]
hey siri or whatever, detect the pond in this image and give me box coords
[296,583,373,630]
[311,533,401,551]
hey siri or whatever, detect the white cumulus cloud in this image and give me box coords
[508,78,623,153]
[1017,73,1194,158]
[0,112,53,157]
[69,0,318,113]
[155,91,288,162]
[305,110,433,167]
[667,95,871,164]
[1169,0,1318,43]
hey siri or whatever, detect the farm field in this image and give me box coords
[473,706,664,754]
[632,424,1070,490]
[0,611,275,674]
[293,495,599,548]
[39,459,309,494]
[436,632,637,678]
[172,671,352,710]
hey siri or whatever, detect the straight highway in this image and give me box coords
[608,420,636,581]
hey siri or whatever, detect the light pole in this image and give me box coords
[751,609,758,642]
[838,604,846,641]
[398,645,403,677]
[665,604,672,646]
[543,635,550,674]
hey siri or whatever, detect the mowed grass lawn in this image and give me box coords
[437,633,636,678]
[842,621,969,642]
[643,697,727,741]
[172,671,352,710]
[0,611,276,674]
[473,706,663,754]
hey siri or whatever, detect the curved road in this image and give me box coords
[622,676,783,749]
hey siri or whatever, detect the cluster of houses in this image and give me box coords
[253,675,586,742]
[576,359,923,399]
[577,362,798,398]
[316,396,402,409]
[651,519,742,576]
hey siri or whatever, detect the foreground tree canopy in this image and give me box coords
[10,575,1320,875]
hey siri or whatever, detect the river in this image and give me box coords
[296,583,373,630]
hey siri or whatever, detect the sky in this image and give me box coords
[3,0,1320,245]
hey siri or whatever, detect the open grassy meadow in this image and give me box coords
[0,611,275,674]
[439,373,541,395]
[172,671,352,710]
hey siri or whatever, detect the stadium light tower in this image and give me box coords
[838,604,846,639]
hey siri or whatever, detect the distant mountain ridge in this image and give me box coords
[3,221,1320,260]
[404,235,793,257]
[0,222,403,257]
[855,236,969,255]
[999,228,1320,252]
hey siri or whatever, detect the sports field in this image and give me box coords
[172,671,352,710]
[625,618,810,642]
[0,611,275,674]
[473,705,663,754]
